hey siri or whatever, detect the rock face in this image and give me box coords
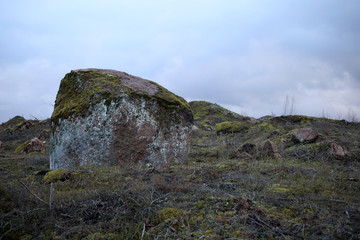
[49,69,193,169]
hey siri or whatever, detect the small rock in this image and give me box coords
[191,125,199,131]
[24,137,45,154]
[262,140,282,159]
[329,143,351,160]
[292,128,318,144]
[241,143,257,156]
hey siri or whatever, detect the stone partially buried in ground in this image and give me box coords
[50,69,193,169]
[25,137,45,154]
[329,143,351,160]
[291,128,318,144]
[262,140,282,159]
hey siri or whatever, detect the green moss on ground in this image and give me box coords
[190,101,248,130]
[215,121,249,135]
[14,140,29,154]
[1,103,360,239]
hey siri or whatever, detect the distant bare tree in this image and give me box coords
[289,96,296,115]
[283,95,289,115]
[347,108,358,122]
[283,95,296,115]
[321,109,330,119]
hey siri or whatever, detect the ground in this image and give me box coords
[0,108,360,239]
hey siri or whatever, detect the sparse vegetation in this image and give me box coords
[1,107,360,239]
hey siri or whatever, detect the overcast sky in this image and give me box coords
[1,0,360,123]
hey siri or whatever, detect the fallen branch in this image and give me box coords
[20,181,49,207]
[335,177,359,182]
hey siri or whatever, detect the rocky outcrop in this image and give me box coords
[291,128,318,144]
[25,138,45,154]
[50,69,193,169]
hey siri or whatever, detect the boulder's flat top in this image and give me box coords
[73,68,158,96]
[52,69,192,124]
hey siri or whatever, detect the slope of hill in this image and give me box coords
[0,107,359,239]
[189,101,250,130]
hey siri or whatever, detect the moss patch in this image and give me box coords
[215,121,249,135]
[190,101,248,130]
[43,169,71,183]
[51,70,193,127]
[14,140,29,154]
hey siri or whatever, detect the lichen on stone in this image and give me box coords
[50,69,193,169]
[51,69,193,128]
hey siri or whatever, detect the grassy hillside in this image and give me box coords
[0,108,359,239]
[189,101,250,130]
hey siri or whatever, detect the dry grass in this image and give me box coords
[1,115,359,239]
[0,148,359,239]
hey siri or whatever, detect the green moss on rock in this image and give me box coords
[51,69,193,127]
[43,169,71,183]
[149,81,192,114]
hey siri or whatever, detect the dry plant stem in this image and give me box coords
[141,223,146,240]
[50,183,54,211]
[20,181,49,207]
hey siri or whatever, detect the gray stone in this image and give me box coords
[329,143,351,160]
[262,140,282,159]
[49,69,193,169]
[292,128,318,144]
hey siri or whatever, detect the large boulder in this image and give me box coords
[49,69,193,169]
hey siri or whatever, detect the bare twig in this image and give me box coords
[141,223,146,240]
[50,183,54,211]
[20,181,49,207]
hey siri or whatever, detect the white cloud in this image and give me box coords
[153,42,360,120]
[0,59,68,122]
[0,0,359,122]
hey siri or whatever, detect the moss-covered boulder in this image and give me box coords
[43,169,71,183]
[50,69,193,169]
